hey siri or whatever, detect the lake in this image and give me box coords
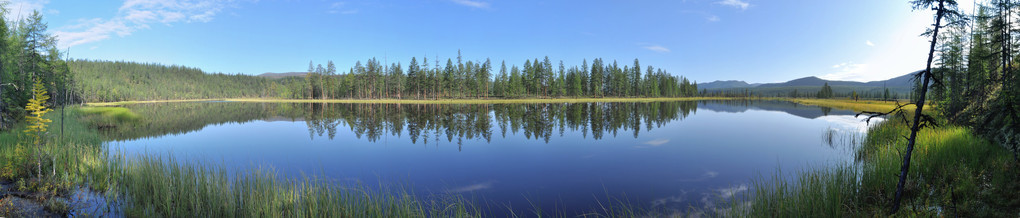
[101,100,873,214]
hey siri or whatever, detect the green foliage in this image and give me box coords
[0,7,73,130]
[927,0,1020,157]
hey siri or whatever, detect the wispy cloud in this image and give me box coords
[821,61,874,81]
[707,15,720,22]
[643,45,671,53]
[699,184,749,208]
[2,0,49,21]
[327,2,357,14]
[650,190,688,208]
[681,10,720,22]
[450,0,490,9]
[53,0,242,48]
[717,0,750,10]
[447,181,494,193]
[866,40,875,47]
[718,184,748,198]
[678,170,720,182]
[644,139,671,146]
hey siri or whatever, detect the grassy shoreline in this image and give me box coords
[743,107,1019,216]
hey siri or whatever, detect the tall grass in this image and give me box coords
[102,155,483,217]
[781,98,918,113]
[745,113,1020,216]
[76,107,140,122]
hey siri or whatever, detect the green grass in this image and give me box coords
[76,106,140,122]
[780,98,918,113]
[745,114,1020,217]
[102,155,484,217]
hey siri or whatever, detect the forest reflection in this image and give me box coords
[99,100,844,145]
[299,101,698,145]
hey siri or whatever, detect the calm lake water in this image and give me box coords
[102,100,873,214]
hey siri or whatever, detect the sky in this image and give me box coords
[2,0,976,83]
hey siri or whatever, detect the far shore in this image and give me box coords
[85,97,745,106]
[83,97,917,113]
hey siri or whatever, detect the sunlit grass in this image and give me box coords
[778,98,918,113]
[76,106,140,122]
[745,114,1020,216]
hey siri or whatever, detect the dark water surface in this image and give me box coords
[102,100,871,214]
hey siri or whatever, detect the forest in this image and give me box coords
[0,10,73,130]
[925,0,1019,157]
[69,60,270,102]
[68,51,702,102]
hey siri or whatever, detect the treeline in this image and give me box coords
[70,54,700,101]
[0,9,74,129]
[69,60,271,102]
[98,101,698,146]
[928,1,1019,155]
[284,51,700,99]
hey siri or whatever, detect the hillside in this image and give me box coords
[702,71,918,97]
[698,80,759,89]
[70,60,274,102]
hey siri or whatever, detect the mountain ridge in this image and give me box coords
[701,71,918,90]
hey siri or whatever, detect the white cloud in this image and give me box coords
[650,194,686,208]
[718,184,748,199]
[327,2,357,14]
[447,181,493,193]
[53,0,240,48]
[643,45,671,53]
[678,170,720,182]
[866,40,875,47]
[2,0,49,21]
[450,0,490,9]
[717,0,750,10]
[707,15,720,22]
[644,139,670,146]
[821,61,873,81]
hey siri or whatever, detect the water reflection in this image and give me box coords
[101,100,854,145]
[96,100,869,214]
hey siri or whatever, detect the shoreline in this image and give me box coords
[85,97,745,106]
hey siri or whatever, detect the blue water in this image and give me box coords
[105,100,873,214]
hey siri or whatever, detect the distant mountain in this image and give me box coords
[258,72,307,79]
[698,80,760,89]
[863,72,916,88]
[702,71,920,95]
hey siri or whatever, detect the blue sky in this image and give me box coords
[5,0,966,83]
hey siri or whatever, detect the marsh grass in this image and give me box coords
[102,155,483,217]
[76,107,140,123]
[780,98,918,113]
[745,113,1020,217]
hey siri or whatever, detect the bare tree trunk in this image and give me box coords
[891,0,945,213]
